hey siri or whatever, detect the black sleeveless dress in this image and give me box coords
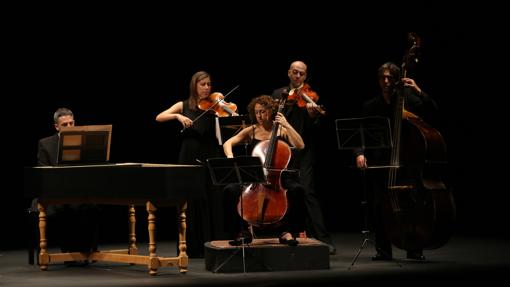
[179,100,222,257]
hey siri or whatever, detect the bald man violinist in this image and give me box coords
[272,60,336,255]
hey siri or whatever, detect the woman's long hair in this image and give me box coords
[187,71,210,111]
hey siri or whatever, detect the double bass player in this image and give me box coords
[355,62,441,261]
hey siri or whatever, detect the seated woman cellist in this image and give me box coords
[222,95,306,246]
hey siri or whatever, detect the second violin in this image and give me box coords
[287,83,326,115]
[198,92,238,117]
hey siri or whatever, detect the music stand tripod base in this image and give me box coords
[335,117,401,268]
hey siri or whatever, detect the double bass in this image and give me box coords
[383,33,456,251]
[237,99,290,227]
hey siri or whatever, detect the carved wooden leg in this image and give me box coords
[146,201,158,275]
[37,203,49,270]
[178,201,188,273]
[128,204,137,256]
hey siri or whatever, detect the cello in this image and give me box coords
[237,99,291,227]
[382,33,456,251]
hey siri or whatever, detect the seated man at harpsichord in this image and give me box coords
[34,107,99,263]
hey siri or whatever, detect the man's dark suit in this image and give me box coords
[37,134,59,166]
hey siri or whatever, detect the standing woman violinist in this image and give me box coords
[156,71,221,164]
[223,95,306,246]
[355,62,439,261]
[272,60,336,255]
[156,70,222,258]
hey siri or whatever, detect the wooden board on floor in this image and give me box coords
[205,237,329,273]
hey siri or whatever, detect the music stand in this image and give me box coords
[336,117,391,152]
[215,115,250,145]
[335,117,398,269]
[57,124,112,165]
[206,156,266,273]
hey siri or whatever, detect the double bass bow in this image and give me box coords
[383,33,456,251]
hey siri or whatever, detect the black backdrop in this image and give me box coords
[16,4,508,249]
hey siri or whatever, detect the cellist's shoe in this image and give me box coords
[228,230,253,246]
[372,248,392,261]
[279,232,298,246]
[372,247,392,260]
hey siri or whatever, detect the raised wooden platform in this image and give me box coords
[204,237,329,273]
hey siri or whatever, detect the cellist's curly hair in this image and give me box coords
[247,95,278,124]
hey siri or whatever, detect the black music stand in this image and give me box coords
[206,156,266,273]
[215,115,250,145]
[335,117,398,269]
[336,117,391,152]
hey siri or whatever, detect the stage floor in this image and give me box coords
[1,232,509,286]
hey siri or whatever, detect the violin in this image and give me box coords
[198,92,238,117]
[287,83,325,115]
